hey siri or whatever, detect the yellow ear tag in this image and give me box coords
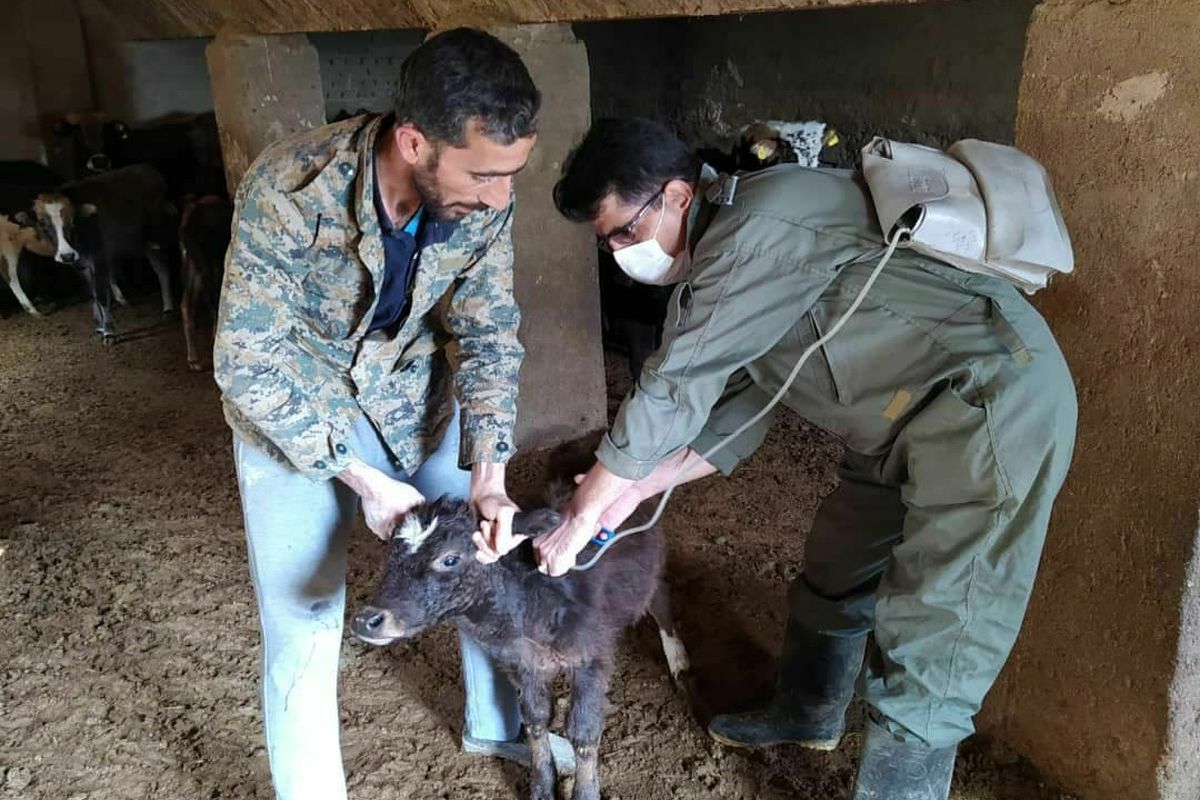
[824,130,841,148]
[751,142,772,161]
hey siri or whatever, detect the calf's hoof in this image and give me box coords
[569,751,600,800]
[162,308,179,321]
[187,359,212,373]
[569,781,601,800]
[672,670,712,727]
[530,782,556,800]
[462,732,576,776]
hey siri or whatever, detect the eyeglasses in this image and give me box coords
[596,187,665,253]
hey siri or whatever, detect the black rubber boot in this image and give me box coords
[707,621,867,751]
[852,718,956,800]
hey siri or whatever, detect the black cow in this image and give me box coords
[48,114,112,182]
[50,112,226,201]
[178,195,232,371]
[352,479,695,800]
[101,113,227,201]
[0,161,61,210]
[32,164,176,341]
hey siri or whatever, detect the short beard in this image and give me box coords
[413,145,486,221]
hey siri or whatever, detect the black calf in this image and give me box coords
[353,493,694,800]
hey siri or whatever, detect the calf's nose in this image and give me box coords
[59,251,78,264]
[359,609,386,631]
[351,606,404,643]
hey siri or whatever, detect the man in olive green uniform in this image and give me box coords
[480,118,1077,799]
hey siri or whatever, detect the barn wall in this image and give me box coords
[310,30,425,121]
[0,0,94,163]
[95,39,214,122]
[0,17,42,161]
[575,0,1036,163]
[79,0,213,124]
[78,25,428,126]
[982,2,1200,799]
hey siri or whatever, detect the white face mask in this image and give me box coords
[612,203,683,286]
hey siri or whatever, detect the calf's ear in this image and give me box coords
[512,509,561,538]
[14,211,32,226]
[80,203,98,217]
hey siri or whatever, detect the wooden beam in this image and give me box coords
[93,0,923,40]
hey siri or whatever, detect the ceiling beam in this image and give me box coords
[92,0,924,40]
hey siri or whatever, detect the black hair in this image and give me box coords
[553,118,701,222]
[393,28,541,146]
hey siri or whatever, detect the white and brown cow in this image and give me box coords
[33,164,176,341]
[1,160,61,316]
[0,213,56,316]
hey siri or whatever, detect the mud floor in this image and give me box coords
[0,299,1074,800]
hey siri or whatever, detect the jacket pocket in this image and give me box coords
[801,310,848,405]
[808,289,941,409]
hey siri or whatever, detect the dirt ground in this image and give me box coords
[0,298,1075,800]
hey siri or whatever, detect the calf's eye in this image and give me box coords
[440,554,461,569]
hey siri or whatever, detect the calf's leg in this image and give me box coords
[566,659,613,800]
[109,276,128,306]
[648,581,708,723]
[4,252,41,316]
[145,243,175,314]
[84,257,115,339]
[516,667,557,800]
[648,582,690,684]
[180,257,205,370]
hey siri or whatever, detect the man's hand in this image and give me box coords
[575,473,647,533]
[533,510,601,577]
[470,462,522,564]
[535,449,720,576]
[336,460,426,540]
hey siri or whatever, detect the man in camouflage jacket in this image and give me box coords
[214,30,572,800]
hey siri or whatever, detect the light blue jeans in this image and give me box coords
[233,410,522,800]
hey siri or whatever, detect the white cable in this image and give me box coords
[572,226,911,572]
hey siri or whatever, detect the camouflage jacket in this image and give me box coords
[214,114,523,480]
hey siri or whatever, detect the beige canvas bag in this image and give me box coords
[861,136,1074,294]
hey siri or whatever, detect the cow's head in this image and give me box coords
[51,115,115,177]
[732,122,800,172]
[351,497,559,645]
[32,194,95,265]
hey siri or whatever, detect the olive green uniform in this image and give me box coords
[598,164,1077,748]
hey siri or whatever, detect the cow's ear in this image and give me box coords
[512,508,561,538]
[13,211,32,226]
[80,203,98,217]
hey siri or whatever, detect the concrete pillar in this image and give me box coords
[490,25,607,449]
[205,31,326,192]
[978,3,1200,800]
